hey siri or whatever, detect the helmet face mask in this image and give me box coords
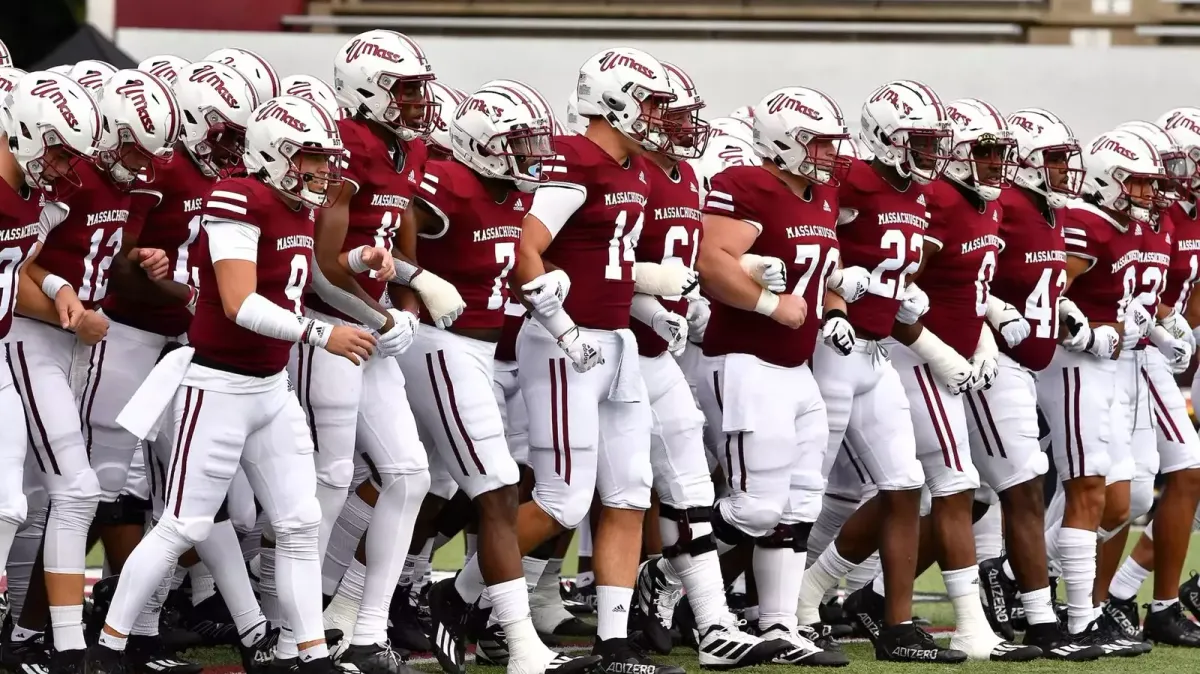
[281,146,344,208]
[335,31,438,142]
[1084,129,1168,225]
[1008,109,1084,209]
[451,81,556,193]
[575,48,676,153]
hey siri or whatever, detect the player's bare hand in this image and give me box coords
[132,247,170,280]
[324,325,377,365]
[54,286,86,330]
[362,246,396,282]
[770,293,807,329]
[74,310,109,345]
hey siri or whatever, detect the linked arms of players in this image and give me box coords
[696,214,807,328]
[382,200,465,329]
[16,203,107,344]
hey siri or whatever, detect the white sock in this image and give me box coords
[522,556,550,593]
[846,553,881,593]
[1109,557,1150,602]
[326,558,365,642]
[807,495,858,562]
[189,562,217,605]
[754,546,802,631]
[5,509,44,624]
[944,565,995,637]
[465,533,478,562]
[533,558,565,604]
[277,628,299,660]
[1058,527,1099,634]
[490,578,551,662]
[973,504,1004,563]
[871,573,886,597]
[596,586,633,641]
[1151,597,1178,613]
[98,631,127,651]
[577,518,593,557]
[50,605,86,651]
[1020,586,1056,626]
[576,570,595,588]
[453,554,488,603]
[796,543,855,625]
[663,517,726,631]
[412,547,433,593]
[321,491,373,596]
[298,640,329,663]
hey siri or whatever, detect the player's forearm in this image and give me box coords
[15,268,62,325]
[824,290,847,317]
[1156,301,1173,320]
[696,248,767,312]
[890,320,924,346]
[311,261,390,331]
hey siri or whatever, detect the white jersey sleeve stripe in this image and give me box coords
[210,190,249,203]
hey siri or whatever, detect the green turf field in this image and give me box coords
[85,531,1200,673]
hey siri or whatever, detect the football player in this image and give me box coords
[1038,128,1164,655]
[86,95,368,674]
[868,98,1039,661]
[424,81,466,160]
[631,65,785,669]
[968,107,1101,659]
[203,47,279,106]
[426,47,685,674]
[695,85,856,667]
[794,80,960,663]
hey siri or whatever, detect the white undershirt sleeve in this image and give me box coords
[203,217,261,263]
[527,184,587,238]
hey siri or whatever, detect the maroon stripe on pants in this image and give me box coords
[1072,368,1085,475]
[915,365,953,468]
[172,389,205,517]
[736,431,747,491]
[427,351,469,475]
[80,341,107,458]
[724,434,734,489]
[302,345,319,452]
[1060,369,1075,478]
[16,342,60,474]
[977,393,1007,459]
[923,365,962,471]
[5,344,45,472]
[165,387,193,509]
[558,359,571,485]
[437,350,485,474]
[549,359,561,478]
[1143,367,1183,444]
[965,392,995,457]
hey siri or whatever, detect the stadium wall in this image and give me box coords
[117,27,1200,140]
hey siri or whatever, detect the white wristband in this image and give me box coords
[234,293,332,347]
[346,246,372,274]
[754,289,779,316]
[41,274,70,300]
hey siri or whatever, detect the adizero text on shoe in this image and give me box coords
[635,560,682,656]
[759,624,848,667]
[1180,573,1200,623]
[563,583,597,616]
[875,624,967,663]
[978,557,1017,641]
[339,643,421,674]
[1143,602,1200,647]
[1102,597,1143,641]
[697,623,788,670]
[592,637,685,674]
[473,622,509,666]
[1022,622,1102,661]
[841,586,885,645]
[127,635,202,674]
[424,579,469,674]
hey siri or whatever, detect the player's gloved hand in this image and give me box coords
[1085,325,1120,360]
[827,266,871,303]
[410,269,466,329]
[821,309,855,356]
[557,326,604,373]
[377,308,418,358]
[321,325,377,366]
[522,269,572,317]
[1123,302,1153,350]
[909,330,972,395]
[1159,309,1194,347]
[969,324,1000,392]
[651,309,689,356]
[634,262,698,297]
[685,296,710,344]
[985,296,1031,348]
[1170,341,1195,374]
[739,254,787,293]
[1058,298,1091,352]
[895,285,930,325]
[1151,324,1193,374]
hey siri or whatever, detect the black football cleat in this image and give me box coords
[238,625,279,674]
[473,621,509,666]
[977,557,1017,641]
[49,648,88,674]
[634,559,681,656]
[1102,597,1143,641]
[423,578,469,674]
[874,624,966,663]
[1,620,50,674]
[1023,621,1103,661]
[817,599,854,640]
[178,593,238,646]
[339,642,422,674]
[126,635,202,674]
[1143,601,1200,647]
[84,644,129,674]
[841,585,884,645]
[387,584,431,653]
[1073,618,1147,658]
[592,637,685,674]
[1180,573,1200,623]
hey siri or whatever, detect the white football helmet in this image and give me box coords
[67,60,118,93]
[1116,120,1194,205]
[0,67,25,103]
[729,105,755,126]
[47,65,71,76]
[943,98,1016,202]
[575,47,675,152]
[2,71,101,192]
[244,96,343,208]
[751,87,850,185]
[450,81,554,193]
[333,30,437,141]
[0,40,11,68]
[707,116,753,145]
[203,48,279,105]
[1006,108,1083,209]
[95,70,181,185]
[658,62,708,160]
[489,79,562,135]
[1158,107,1200,196]
[860,80,952,184]
[174,61,259,176]
[688,134,759,202]
[564,90,586,135]
[138,54,190,86]
[1082,129,1167,225]
[426,81,466,159]
[281,74,344,121]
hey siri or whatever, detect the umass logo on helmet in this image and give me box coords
[188,65,243,108]
[1090,136,1140,161]
[256,100,309,132]
[30,80,81,131]
[344,39,403,64]
[1164,111,1200,135]
[766,93,823,120]
[870,88,913,116]
[1008,115,1044,135]
[114,79,159,134]
[598,52,658,79]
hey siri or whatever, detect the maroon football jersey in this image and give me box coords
[1161,202,1200,313]
[1062,202,1141,325]
[701,166,840,368]
[991,188,1068,372]
[189,178,316,376]
[35,161,130,311]
[414,159,524,330]
[540,135,653,331]
[0,183,46,339]
[1136,216,1172,321]
[836,158,928,339]
[918,180,1004,358]
[306,117,427,322]
[631,161,702,358]
[103,153,213,337]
